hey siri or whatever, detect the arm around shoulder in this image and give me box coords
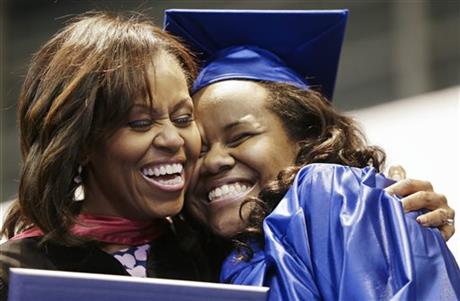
[267,163,460,300]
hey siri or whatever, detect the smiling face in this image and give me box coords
[188,80,298,237]
[83,52,200,220]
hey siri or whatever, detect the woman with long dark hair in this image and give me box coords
[0,11,209,299]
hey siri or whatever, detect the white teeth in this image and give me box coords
[208,182,251,202]
[141,163,184,177]
[235,183,240,192]
[156,175,183,186]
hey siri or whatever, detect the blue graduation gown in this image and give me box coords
[221,164,460,300]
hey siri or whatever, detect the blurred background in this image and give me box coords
[1,1,459,257]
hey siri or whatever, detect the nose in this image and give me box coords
[152,123,184,153]
[201,143,235,175]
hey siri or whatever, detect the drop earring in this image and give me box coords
[73,165,85,201]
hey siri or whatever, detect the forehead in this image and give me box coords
[150,51,185,77]
[135,52,190,108]
[193,80,269,122]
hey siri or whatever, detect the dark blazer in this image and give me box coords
[0,226,213,301]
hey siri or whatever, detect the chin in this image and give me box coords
[151,199,184,218]
[209,216,245,239]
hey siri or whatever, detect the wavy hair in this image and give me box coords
[234,82,386,259]
[1,11,197,245]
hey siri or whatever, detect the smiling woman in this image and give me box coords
[165,9,460,301]
[0,11,207,300]
[83,53,200,220]
[190,80,298,237]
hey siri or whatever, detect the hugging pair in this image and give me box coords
[1,9,458,301]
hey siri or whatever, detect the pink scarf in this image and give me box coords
[11,213,168,246]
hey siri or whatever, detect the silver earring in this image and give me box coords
[73,165,85,201]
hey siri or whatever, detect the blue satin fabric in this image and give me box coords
[221,164,460,300]
[191,46,309,94]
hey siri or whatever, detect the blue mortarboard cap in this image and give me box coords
[164,9,348,100]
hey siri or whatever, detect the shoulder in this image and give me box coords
[292,163,393,201]
[0,238,45,264]
[264,163,397,242]
[0,238,51,295]
[296,163,389,185]
[0,238,53,271]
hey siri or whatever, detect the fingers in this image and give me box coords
[415,207,455,241]
[383,173,456,241]
[387,165,407,181]
[438,224,455,241]
[385,178,434,198]
[401,190,446,212]
[416,208,452,227]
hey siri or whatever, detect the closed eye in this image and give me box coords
[128,119,154,131]
[227,132,255,147]
[174,114,194,128]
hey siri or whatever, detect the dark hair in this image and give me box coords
[234,82,386,259]
[1,11,197,245]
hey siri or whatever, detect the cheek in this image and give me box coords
[185,158,211,225]
[183,125,201,161]
[240,138,285,183]
[264,145,296,180]
[188,158,201,187]
[105,134,149,163]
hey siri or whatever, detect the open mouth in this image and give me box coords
[207,181,255,203]
[141,163,185,192]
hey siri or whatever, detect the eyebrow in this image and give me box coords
[171,97,194,112]
[223,115,260,131]
[132,98,193,113]
[131,103,157,114]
